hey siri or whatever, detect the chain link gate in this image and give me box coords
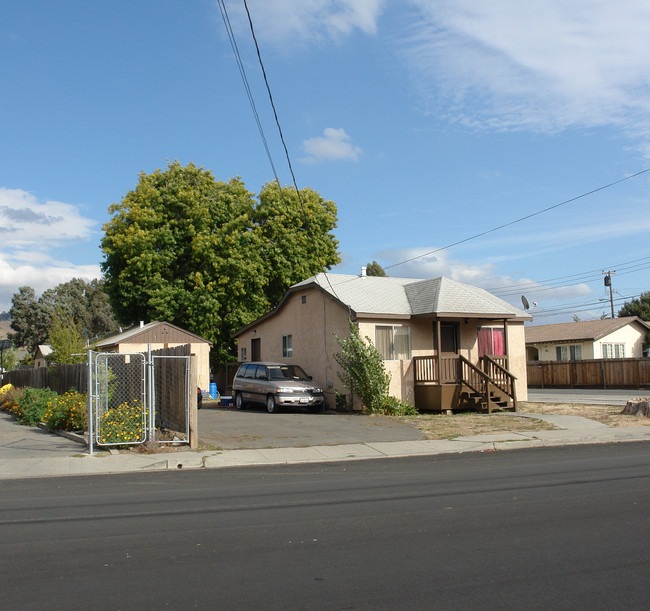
[88,349,191,453]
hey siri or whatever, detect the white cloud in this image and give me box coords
[398,0,650,140]
[0,188,95,248]
[300,127,363,163]
[0,188,100,311]
[226,0,385,44]
[375,246,593,308]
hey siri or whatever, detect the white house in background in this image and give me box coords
[525,317,650,361]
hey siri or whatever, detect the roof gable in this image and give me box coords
[94,321,212,348]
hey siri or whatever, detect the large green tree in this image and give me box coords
[253,181,340,306]
[618,291,650,321]
[9,279,118,354]
[8,287,52,354]
[48,310,86,364]
[365,260,387,277]
[101,161,340,364]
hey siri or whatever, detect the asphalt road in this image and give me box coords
[2,443,649,610]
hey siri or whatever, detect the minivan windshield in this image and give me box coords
[267,365,310,381]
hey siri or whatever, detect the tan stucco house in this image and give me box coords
[525,317,650,362]
[93,321,212,391]
[233,272,532,412]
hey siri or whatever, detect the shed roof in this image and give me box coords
[94,321,212,349]
[525,316,650,344]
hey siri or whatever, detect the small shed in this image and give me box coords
[34,344,53,368]
[93,321,212,391]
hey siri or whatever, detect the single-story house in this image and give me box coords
[233,271,532,412]
[34,344,53,368]
[93,321,212,390]
[525,317,650,362]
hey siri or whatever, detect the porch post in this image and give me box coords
[503,318,509,361]
[436,319,442,383]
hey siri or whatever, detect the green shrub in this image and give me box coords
[378,395,418,416]
[12,387,59,427]
[43,391,88,432]
[333,319,391,413]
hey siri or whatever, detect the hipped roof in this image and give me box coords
[234,273,530,337]
[292,273,531,319]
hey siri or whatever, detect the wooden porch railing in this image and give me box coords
[480,355,517,409]
[413,355,459,384]
[413,354,517,411]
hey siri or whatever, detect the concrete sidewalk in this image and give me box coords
[1,411,648,480]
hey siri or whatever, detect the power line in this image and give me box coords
[385,168,650,271]
[216,0,281,185]
[242,0,311,231]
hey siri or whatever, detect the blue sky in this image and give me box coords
[2,0,650,324]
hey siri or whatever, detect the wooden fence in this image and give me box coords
[4,363,87,395]
[527,358,650,389]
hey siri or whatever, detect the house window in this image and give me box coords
[478,327,505,357]
[375,325,412,360]
[282,334,293,358]
[240,347,247,361]
[602,343,624,358]
[301,295,307,304]
[556,345,582,361]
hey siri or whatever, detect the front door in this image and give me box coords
[251,338,261,361]
[434,322,459,354]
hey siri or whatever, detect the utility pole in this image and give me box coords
[603,271,615,318]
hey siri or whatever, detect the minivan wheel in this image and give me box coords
[235,392,245,410]
[266,395,277,414]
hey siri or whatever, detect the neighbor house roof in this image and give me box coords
[94,321,212,349]
[525,317,650,345]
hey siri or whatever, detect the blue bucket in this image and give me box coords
[209,383,218,399]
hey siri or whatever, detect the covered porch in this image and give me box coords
[409,317,521,412]
[413,353,517,412]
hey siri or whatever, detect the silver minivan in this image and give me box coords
[232,362,325,413]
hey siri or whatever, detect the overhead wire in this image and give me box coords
[242,0,312,232]
[384,167,650,271]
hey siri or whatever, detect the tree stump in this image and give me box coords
[622,398,650,417]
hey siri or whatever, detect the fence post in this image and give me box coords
[87,350,94,456]
[189,353,198,449]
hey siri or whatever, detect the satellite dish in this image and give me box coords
[521,295,530,310]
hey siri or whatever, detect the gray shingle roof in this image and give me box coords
[293,273,530,319]
[525,316,650,344]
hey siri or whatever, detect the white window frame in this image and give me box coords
[240,347,247,361]
[375,325,412,361]
[282,334,293,358]
[602,343,625,359]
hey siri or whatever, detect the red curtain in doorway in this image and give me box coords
[478,327,505,356]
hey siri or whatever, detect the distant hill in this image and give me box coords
[0,319,12,340]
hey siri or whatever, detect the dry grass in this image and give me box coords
[398,400,650,440]
[518,401,650,427]
[397,411,557,440]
